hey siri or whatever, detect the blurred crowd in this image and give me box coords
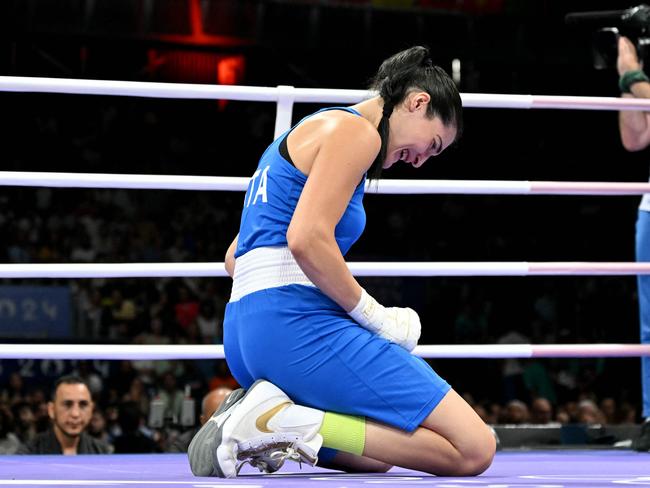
[0,361,640,455]
[469,394,637,427]
[0,361,239,454]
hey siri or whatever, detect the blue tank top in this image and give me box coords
[235,107,367,258]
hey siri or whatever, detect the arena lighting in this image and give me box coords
[145,0,247,103]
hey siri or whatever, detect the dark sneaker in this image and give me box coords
[187,387,246,476]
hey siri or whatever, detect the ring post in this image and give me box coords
[275,85,296,139]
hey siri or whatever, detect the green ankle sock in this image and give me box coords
[318,411,366,456]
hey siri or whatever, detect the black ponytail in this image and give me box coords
[367,46,463,181]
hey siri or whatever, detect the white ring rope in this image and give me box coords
[3,171,650,195]
[0,343,648,360]
[0,171,251,191]
[0,77,369,103]
[2,262,650,278]
[4,76,650,110]
[4,76,650,137]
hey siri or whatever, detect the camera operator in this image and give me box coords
[617,34,650,452]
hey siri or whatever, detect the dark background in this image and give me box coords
[0,0,647,418]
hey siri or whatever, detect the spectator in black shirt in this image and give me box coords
[17,375,111,455]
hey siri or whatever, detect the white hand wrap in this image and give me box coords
[348,288,421,352]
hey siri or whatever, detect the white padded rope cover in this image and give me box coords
[1,343,649,360]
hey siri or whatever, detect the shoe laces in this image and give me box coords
[236,444,304,474]
[268,445,303,467]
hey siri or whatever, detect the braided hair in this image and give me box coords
[367,46,463,180]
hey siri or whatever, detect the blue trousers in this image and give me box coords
[223,284,450,432]
[636,210,650,418]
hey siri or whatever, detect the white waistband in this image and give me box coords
[230,246,316,302]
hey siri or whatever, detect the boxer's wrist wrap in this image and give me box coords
[348,288,384,332]
[348,288,421,352]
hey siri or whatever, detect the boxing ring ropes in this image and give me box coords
[1,75,650,487]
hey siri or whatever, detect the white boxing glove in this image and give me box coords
[348,288,421,352]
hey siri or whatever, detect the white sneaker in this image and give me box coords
[217,379,323,477]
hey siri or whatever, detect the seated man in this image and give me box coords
[166,387,232,453]
[18,375,111,455]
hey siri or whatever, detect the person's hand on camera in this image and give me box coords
[348,288,421,352]
[618,36,642,76]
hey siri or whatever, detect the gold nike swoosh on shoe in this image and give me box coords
[255,402,291,433]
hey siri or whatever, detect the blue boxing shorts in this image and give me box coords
[223,284,451,433]
[636,209,650,418]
